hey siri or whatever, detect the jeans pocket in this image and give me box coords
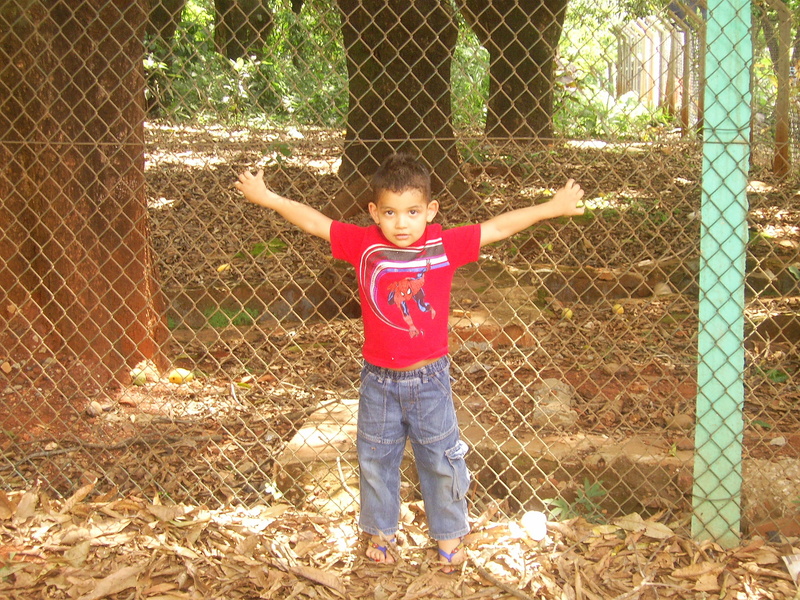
[445,440,470,501]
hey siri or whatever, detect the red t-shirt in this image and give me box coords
[330,221,481,369]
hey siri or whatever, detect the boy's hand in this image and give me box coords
[235,169,271,206]
[234,168,333,241]
[549,178,585,217]
[479,178,587,247]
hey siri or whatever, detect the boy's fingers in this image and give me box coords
[236,170,261,184]
[235,169,266,194]
[235,172,253,190]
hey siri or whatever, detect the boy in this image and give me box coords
[235,153,584,570]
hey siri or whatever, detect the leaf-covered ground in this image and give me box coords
[1,487,799,599]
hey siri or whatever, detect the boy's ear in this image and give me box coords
[426,199,439,222]
[368,202,380,224]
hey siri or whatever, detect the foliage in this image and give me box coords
[234,238,288,259]
[751,51,780,133]
[266,0,348,126]
[451,21,490,131]
[556,0,673,139]
[753,365,791,383]
[145,0,347,126]
[544,477,608,523]
[141,0,731,142]
[556,88,671,140]
[145,0,494,128]
[204,306,259,328]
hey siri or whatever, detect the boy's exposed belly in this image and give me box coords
[389,356,441,372]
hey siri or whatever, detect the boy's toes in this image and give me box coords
[366,536,395,563]
[438,538,465,573]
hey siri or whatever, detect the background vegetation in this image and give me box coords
[145,0,680,140]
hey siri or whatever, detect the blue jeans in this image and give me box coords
[357,356,470,541]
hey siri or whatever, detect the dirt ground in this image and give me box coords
[3,126,800,597]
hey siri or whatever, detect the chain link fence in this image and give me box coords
[2,0,799,545]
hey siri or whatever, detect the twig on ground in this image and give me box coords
[10,434,224,466]
[469,559,535,600]
[336,456,358,500]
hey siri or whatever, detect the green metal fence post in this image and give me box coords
[692,0,752,547]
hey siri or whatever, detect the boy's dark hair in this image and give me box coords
[370,153,432,203]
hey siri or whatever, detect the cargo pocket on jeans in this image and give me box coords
[445,440,470,501]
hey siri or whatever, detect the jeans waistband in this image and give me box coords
[363,356,450,381]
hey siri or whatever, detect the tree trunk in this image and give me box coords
[214,0,274,60]
[0,1,168,389]
[458,0,568,141]
[756,6,779,70]
[147,0,186,44]
[146,0,187,115]
[330,0,475,218]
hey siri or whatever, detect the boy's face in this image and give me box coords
[368,188,438,248]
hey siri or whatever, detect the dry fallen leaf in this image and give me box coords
[13,491,37,523]
[289,564,347,596]
[0,491,16,520]
[75,563,145,600]
[694,571,721,592]
[643,520,675,540]
[64,539,92,567]
[237,533,260,556]
[614,512,647,532]
[59,480,97,514]
[147,503,191,522]
[671,561,725,579]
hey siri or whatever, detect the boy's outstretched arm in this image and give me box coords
[479,179,585,247]
[235,169,333,241]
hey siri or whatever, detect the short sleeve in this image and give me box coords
[442,224,481,268]
[330,221,368,264]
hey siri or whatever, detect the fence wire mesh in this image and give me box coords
[1,0,800,548]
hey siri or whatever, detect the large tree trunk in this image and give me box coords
[459,0,568,141]
[330,0,476,219]
[0,1,168,390]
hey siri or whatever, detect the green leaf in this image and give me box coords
[250,242,268,257]
[267,237,288,253]
[238,238,287,259]
[766,369,789,383]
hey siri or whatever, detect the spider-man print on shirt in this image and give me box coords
[359,238,449,338]
[386,261,436,337]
